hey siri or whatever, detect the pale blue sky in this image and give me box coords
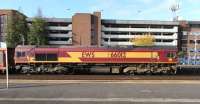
[0,0,200,20]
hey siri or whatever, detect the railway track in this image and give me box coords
[0,74,200,80]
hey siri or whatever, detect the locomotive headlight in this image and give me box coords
[168,58,173,61]
[30,57,35,61]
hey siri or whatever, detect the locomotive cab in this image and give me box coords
[14,45,36,67]
[166,51,177,62]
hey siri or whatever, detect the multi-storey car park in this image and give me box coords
[27,18,73,45]
[101,20,179,47]
[25,13,180,48]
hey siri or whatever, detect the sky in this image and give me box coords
[0,0,200,21]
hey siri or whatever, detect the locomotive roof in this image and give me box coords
[16,45,177,50]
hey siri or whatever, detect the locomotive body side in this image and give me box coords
[14,46,177,74]
[24,47,177,64]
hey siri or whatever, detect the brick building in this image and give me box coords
[179,21,200,64]
[0,9,26,42]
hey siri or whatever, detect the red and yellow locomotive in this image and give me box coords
[13,45,177,74]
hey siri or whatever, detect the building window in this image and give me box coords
[190,40,195,44]
[103,38,108,41]
[110,38,129,42]
[163,40,173,42]
[49,30,70,34]
[163,33,173,36]
[150,25,162,28]
[190,32,200,35]
[183,31,187,35]
[182,40,187,44]
[164,25,174,29]
[153,33,161,36]
[155,39,161,42]
[190,24,200,28]
[190,50,194,52]
[182,47,187,51]
[104,32,129,35]
[48,37,69,41]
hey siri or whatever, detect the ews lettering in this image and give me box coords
[82,51,95,58]
[111,52,126,58]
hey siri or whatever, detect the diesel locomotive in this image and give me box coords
[0,45,177,74]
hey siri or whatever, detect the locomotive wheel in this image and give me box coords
[66,68,75,75]
[168,70,177,75]
[21,69,29,74]
[161,70,168,75]
[145,70,152,75]
[125,70,135,75]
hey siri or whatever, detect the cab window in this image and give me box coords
[166,52,175,58]
[16,51,26,57]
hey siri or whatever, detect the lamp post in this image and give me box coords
[5,43,8,89]
[1,42,9,89]
[0,14,9,89]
